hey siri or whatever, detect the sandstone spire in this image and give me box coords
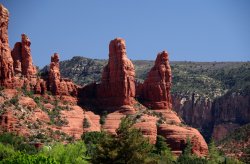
[11,34,37,77]
[20,34,37,76]
[11,42,22,74]
[49,53,61,95]
[48,53,78,96]
[0,4,14,87]
[141,51,172,109]
[97,38,135,107]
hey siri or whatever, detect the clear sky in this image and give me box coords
[1,0,250,67]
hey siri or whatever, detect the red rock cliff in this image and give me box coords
[96,38,135,107]
[0,4,14,87]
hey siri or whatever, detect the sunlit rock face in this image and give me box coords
[138,51,172,110]
[96,38,136,107]
[11,34,37,77]
[49,53,77,96]
[135,51,208,156]
[0,4,14,87]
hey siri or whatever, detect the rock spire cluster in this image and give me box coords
[0,4,208,157]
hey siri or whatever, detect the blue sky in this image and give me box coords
[1,0,250,67]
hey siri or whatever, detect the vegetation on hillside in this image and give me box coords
[0,117,244,163]
[42,57,250,99]
[218,123,250,163]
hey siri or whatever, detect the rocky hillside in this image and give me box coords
[45,56,250,141]
[218,123,250,162]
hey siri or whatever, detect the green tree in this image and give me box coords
[39,141,89,164]
[0,143,18,161]
[92,117,155,164]
[0,133,37,154]
[183,137,192,156]
[154,135,174,163]
[0,153,58,164]
[82,131,106,157]
[208,139,221,164]
[177,137,208,164]
[82,131,105,145]
[83,118,91,128]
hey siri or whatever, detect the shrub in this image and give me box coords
[9,96,18,106]
[83,118,90,128]
[34,97,40,105]
[0,143,17,161]
[1,153,58,164]
[0,133,37,154]
[39,141,89,164]
[100,111,108,125]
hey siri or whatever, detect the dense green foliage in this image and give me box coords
[1,153,58,164]
[39,142,89,164]
[0,133,37,154]
[0,133,89,164]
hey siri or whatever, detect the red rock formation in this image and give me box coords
[158,124,208,156]
[60,106,85,139]
[96,38,135,107]
[11,34,37,77]
[0,4,14,87]
[140,51,172,109]
[83,111,101,132]
[135,51,208,156]
[0,110,18,133]
[49,53,77,96]
[49,53,61,95]
[11,42,22,74]
[134,114,157,144]
[20,34,37,76]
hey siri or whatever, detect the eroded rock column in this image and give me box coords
[97,38,135,107]
[0,4,14,87]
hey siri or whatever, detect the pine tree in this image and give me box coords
[92,117,155,163]
[208,139,221,164]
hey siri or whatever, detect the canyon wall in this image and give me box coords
[172,91,250,141]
